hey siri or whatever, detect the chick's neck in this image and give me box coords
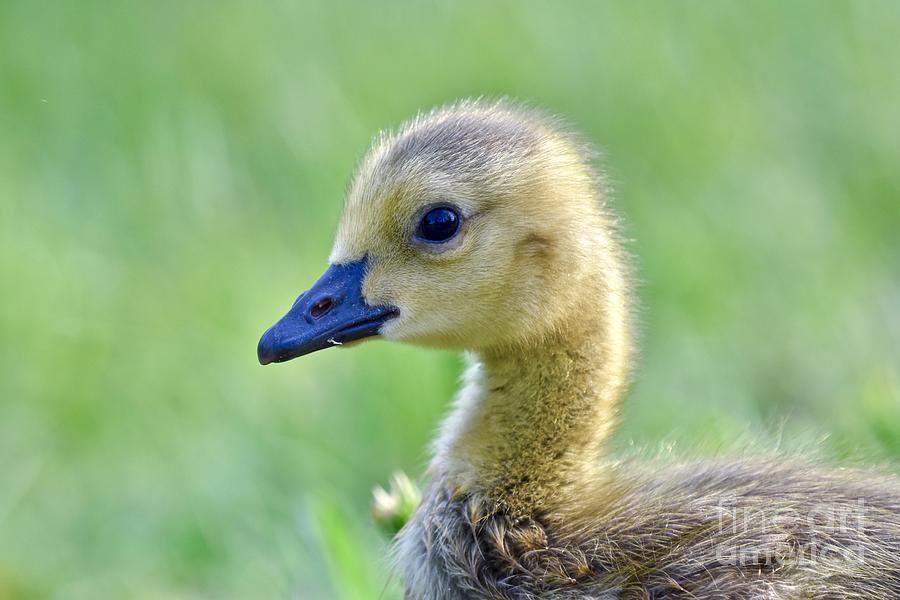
[433,263,632,514]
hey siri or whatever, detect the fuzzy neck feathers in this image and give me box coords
[431,234,632,514]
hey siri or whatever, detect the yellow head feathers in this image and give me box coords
[329,99,623,353]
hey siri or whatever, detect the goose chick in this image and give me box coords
[258,99,900,599]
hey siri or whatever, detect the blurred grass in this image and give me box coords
[1,0,899,597]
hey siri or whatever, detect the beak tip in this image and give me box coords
[257,329,278,365]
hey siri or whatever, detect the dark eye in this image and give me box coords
[417,206,460,243]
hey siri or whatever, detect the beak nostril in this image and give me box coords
[309,297,334,319]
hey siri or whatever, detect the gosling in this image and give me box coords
[258,100,900,599]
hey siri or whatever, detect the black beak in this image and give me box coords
[257,257,399,365]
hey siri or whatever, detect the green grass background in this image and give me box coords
[1,1,899,598]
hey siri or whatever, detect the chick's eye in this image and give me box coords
[417,207,460,243]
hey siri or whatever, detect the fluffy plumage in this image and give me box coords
[321,99,900,598]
